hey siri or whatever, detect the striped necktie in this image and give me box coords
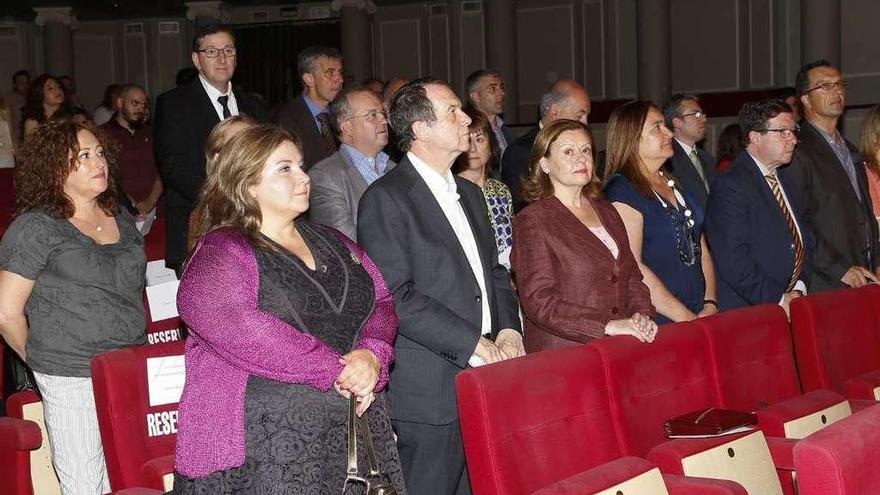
[689,148,709,190]
[316,112,338,155]
[766,174,804,291]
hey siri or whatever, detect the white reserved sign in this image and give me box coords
[147,355,186,407]
[146,280,180,322]
[145,259,177,286]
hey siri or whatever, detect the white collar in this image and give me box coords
[198,74,232,101]
[747,151,775,177]
[675,138,697,156]
[408,152,458,197]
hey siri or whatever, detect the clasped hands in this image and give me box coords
[334,349,380,417]
[473,329,525,365]
[604,312,657,343]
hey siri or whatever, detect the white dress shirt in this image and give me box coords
[749,152,808,300]
[198,74,240,121]
[408,152,492,337]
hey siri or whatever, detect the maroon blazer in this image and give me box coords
[511,196,654,352]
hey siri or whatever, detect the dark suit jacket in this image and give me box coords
[667,140,717,212]
[500,125,539,213]
[274,95,331,171]
[307,150,396,241]
[357,156,521,425]
[153,79,269,264]
[511,196,653,352]
[781,121,880,292]
[705,151,815,310]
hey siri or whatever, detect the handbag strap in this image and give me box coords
[346,394,359,475]
[357,407,382,476]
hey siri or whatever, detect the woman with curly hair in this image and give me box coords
[0,120,146,494]
[21,74,68,137]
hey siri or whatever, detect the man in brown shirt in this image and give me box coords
[101,83,163,214]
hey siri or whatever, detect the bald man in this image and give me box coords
[500,79,591,212]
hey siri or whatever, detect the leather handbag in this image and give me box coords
[343,395,398,495]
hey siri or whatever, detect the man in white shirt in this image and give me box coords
[153,23,269,269]
[663,93,717,211]
[705,99,813,317]
[357,78,524,495]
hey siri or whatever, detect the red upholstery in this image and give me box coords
[790,286,880,395]
[457,345,623,495]
[0,391,43,495]
[793,404,880,494]
[91,341,184,491]
[844,369,880,400]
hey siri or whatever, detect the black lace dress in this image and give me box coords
[173,222,406,494]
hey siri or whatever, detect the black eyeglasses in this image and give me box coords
[679,111,707,119]
[196,47,237,58]
[344,109,388,122]
[760,126,800,139]
[803,80,847,94]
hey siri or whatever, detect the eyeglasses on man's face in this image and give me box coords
[760,126,800,139]
[345,109,388,122]
[804,80,847,94]
[197,46,237,58]
[680,111,707,120]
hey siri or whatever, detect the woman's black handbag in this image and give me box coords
[342,395,398,495]
[3,347,36,396]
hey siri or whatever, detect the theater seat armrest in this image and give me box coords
[647,432,756,475]
[756,389,847,437]
[844,370,880,400]
[140,454,175,490]
[765,437,797,471]
[663,474,748,494]
[531,457,657,494]
[0,417,41,450]
[847,399,877,413]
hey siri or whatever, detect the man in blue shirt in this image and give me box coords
[308,87,395,240]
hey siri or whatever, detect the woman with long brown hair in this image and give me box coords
[511,120,656,352]
[21,74,67,137]
[859,104,880,229]
[173,124,405,493]
[604,101,718,324]
[0,119,146,494]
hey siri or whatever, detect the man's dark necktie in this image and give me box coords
[316,112,338,155]
[217,95,232,119]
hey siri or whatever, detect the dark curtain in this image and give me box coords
[233,20,341,110]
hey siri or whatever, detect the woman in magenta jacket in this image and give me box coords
[172,124,405,493]
[512,120,656,353]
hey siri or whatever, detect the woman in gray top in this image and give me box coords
[0,119,146,495]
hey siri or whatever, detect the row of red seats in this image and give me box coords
[457,286,880,494]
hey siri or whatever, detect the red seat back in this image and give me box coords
[456,345,623,495]
[696,305,803,410]
[91,341,184,491]
[590,321,719,457]
[790,287,880,393]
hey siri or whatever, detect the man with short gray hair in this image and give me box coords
[308,87,395,240]
[465,68,513,152]
[500,79,591,212]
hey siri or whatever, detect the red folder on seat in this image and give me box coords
[665,408,757,438]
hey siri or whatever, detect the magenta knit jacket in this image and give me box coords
[173,227,398,478]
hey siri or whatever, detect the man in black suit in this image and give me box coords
[464,69,514,154]
[500,79,590,212]
[706,99,813,317]
[274,46,344,170]
[782,60,880,292]
[357,78,524,495]
[153,23,269,269]
[662,93,717,212]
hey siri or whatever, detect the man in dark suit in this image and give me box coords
[662,93,717,212]
[357,78,524,495]
[464,69,515,154]
[782,60,880,292]
[500,79,590,212]
[153,24,268,269]
[274,46,343,170]
[308,86,395,240]
[706,99,813,316]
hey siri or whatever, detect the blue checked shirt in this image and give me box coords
[340,144,390,185]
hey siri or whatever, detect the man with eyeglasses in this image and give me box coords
[782,60,880,292]
[275,46,345,171]
[662,93,717,212]
[308,87,396,241]
[153,23,269,271]
[706,99,813,317]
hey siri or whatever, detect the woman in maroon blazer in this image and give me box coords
[511,120,657,352]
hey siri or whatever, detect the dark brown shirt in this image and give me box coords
[101,118,159,203]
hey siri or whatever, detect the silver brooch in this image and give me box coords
[350,252,361,265]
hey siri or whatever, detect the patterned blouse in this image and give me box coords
[483,178,514,269]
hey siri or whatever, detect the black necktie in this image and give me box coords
[217,95,231,119]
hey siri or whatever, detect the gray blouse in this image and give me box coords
[0,209,147,377]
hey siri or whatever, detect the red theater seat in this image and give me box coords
[91,341,184,492]
[790,286,880,399]
[456,344,746,494]
[0,390,63,495]
[793,404,880,494]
